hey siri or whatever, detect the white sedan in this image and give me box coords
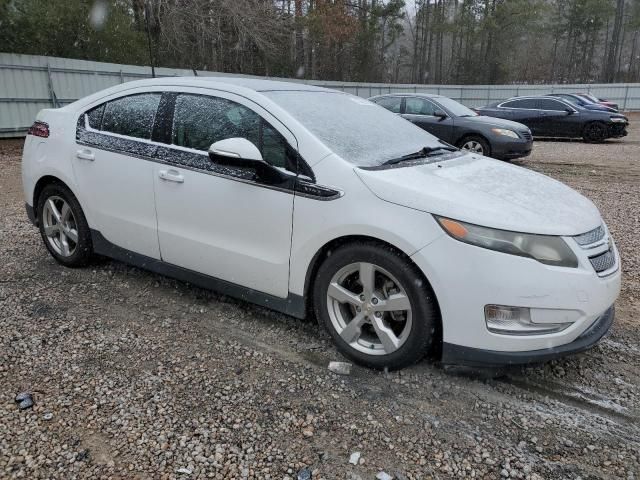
[21,78,621,369]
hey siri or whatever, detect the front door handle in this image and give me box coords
[76,149,95,161]
[159,169,184,183]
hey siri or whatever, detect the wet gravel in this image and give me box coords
[1,117,639,479]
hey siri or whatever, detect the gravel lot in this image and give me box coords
[1,117,639,480]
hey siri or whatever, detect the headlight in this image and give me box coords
[610,117,626,123]
[490,128,519,138]
[435,216,578,267]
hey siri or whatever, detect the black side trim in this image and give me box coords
[91,230,306,319]
[26,203,37,226]
[441,306,615,367]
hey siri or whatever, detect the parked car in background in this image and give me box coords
[22,78,620,369]
[476,96,629,142]
[369,93,532,160]
[545,93,617,112]
[576,93,619,111]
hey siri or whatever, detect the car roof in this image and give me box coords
[123,76,334,93]
[369,93,443,100]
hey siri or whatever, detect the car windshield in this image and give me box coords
[435,97,477,117]
[264,91,443,167]
[558,95,581,106]
[580,93,599,103]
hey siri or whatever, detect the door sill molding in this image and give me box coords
[90,230,306,318]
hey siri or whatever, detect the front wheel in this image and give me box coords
[458,135,491,157]
[313,243,439,370]
[583,121,609,143]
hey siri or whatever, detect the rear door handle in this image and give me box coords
[159,169,184,183]
[76,149,95,161]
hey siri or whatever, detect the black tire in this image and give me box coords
[37,183,93,268]
[313,242,439,370]
[582,121,609,143]
[457,135,491,157]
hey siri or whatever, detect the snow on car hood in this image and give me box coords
[355,154,601,236]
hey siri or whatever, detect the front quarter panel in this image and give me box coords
[288,154,445,296]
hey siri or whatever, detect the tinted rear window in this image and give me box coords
[101,93,161,140]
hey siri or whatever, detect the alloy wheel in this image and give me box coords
[42,196,78,257]
[326,262,412,355]
[462,140,484,154]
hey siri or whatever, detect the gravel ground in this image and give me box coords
[1,117,639,480]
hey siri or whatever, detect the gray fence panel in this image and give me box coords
[2,53,639,137]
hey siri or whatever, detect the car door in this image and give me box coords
[536,98,578,137]
[402,97,454,142]
[152,91,297,298]
[497,99,542,133]
[73,92,162,258]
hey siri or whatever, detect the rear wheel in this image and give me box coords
[458,135,490,157]
[583,121,608,143]
[313,242,438,370]
[37,183,93,267]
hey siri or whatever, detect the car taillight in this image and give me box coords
[27,121,49,138]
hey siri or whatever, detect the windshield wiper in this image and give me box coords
[383,146,458,166]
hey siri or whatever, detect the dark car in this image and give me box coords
[546,93,617,112]
[369,93,532,160]
[576,93,619,111]
[476,96,629,143]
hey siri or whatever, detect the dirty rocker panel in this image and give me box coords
[91,229,306,319]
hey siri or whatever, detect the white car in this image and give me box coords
[22,78,621,369]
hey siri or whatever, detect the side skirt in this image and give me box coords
[91,230,306,319]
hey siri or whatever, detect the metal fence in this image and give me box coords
[2,52,639,138]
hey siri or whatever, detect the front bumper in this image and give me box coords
[609,123,628,138]
[411,226,621,366]
[491,138,533,160]
[441,305,614,366]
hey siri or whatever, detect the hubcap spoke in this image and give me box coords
[65,228,78,244]
[60,202,71,223]
[375,293,410,312]
[371,316,401,353]
[47,199,62,223]
[59,232,71,256]
[340,312,367,344]
[328,282,363,307]
[359,262,376,300]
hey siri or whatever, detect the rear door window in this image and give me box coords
[101,93,161,140]
[538,99,568,111]
[374,96,402,113]
[501,99,538,109]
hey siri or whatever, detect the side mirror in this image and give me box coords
[208,137,290,184]
[565,108,575,115]
[208,137,264,167]
[433,110,448,120]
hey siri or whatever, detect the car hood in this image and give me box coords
[460,115,529,131]
[355,154,601,236]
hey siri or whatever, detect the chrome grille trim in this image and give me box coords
[589,249,616,275]
[574,225,605,247]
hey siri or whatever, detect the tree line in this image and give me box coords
[1,0,639,84]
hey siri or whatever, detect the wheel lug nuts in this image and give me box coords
[375,312,382,318]
[372,298,378,305]
[359,295,365,301]
[356,306,361,312]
